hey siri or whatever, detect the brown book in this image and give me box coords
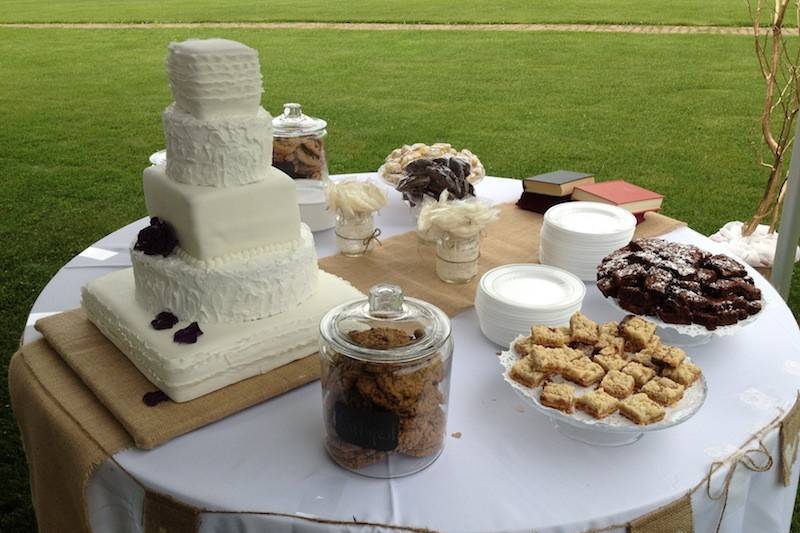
[571,180,663,213]
[522,170,595,196]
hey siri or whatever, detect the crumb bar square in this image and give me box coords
[570,311,599,344]
[598,321,619,337]
[595,350,628,372]
[508,357,547,388]
[621,361,657,389]
[509,357,548,388]
[648,344,686,369]
[540,382,575,413]
[661,361,702,387]
[620,315,657,351]
[631,350,658,369]
[596,333,624,354]
[601,370,635,399]
[577,389,619,419]
[562,356,606,387]
[530,345,582,373]
[641,377,685,406]
[619,393,666,425]
[513,337,535,357]
[531,326,571,347]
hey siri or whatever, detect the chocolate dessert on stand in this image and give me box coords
[379,143,485,205]
[597,239,763,330]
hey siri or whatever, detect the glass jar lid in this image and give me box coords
[319,284,451,364]
[272,102,327,137]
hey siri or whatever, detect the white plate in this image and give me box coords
[149,149,167,166]
[538,250,599,282]
[480,264,585,312]
[499,336,708,446]
[294,179,335,232]
[544,202,637,237]
[475,286,579,316]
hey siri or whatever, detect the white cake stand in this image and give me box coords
[499,337,708,446]
[602,292,766,347]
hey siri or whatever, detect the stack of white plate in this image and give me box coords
[476,264,586,346]
[539,202,637,281]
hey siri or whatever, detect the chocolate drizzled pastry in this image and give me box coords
[134,217,178,257]
[396,157,475,205]
[597,239,762,330]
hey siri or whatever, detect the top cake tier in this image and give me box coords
[167,39,263,121]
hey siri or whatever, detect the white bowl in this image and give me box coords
[294,179,335,232]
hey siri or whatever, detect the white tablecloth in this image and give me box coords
[24,175,800,533]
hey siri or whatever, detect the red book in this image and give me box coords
[571,180,663,214]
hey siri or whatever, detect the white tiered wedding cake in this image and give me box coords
[82,38,361,402]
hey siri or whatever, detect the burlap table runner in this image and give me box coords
[319,203,685,315]
[9,202,686,533]
[33,309,321,449]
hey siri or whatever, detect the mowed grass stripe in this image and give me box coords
[0,22,757,35]
[1,27,799,532]
[0,0,758,27]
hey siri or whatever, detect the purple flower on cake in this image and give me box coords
[134,217,178,257]
[142,390,170,407]
[151,311,179,330]
[174,322,203,344]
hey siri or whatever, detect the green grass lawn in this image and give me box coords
[2,26,800,532]
[0,0,758,26]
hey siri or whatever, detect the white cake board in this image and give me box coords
[81,268,362,402]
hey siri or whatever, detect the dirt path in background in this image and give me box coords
[0,22,754,35]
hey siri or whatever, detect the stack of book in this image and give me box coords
[517,171,664,224]
[571,180,663,223]
[517,170,595,213]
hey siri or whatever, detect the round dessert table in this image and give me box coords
[24,174,800,533]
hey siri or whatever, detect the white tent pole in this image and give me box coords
[771,115,800,299]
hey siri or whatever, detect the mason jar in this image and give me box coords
[335,209,377,257]
[319,284,453,478]
[436,232,480,284]
[272,102,328,180]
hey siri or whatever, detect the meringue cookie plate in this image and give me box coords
[499,336,708,446]
[476,264,585,346]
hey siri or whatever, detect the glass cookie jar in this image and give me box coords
[272,102,328,180]
[319,284,453,478]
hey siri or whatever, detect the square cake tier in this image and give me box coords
[82,268,362,402]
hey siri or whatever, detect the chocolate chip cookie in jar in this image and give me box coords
[319,284,453,478]
[272,102,328,180]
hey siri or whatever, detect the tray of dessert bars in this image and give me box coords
[596,238,765,341]
[499,312,707,446]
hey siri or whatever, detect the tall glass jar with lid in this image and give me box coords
[318,284,453,478]
[272,103,328,180]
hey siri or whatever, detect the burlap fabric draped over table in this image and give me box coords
[15,202,780,533]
